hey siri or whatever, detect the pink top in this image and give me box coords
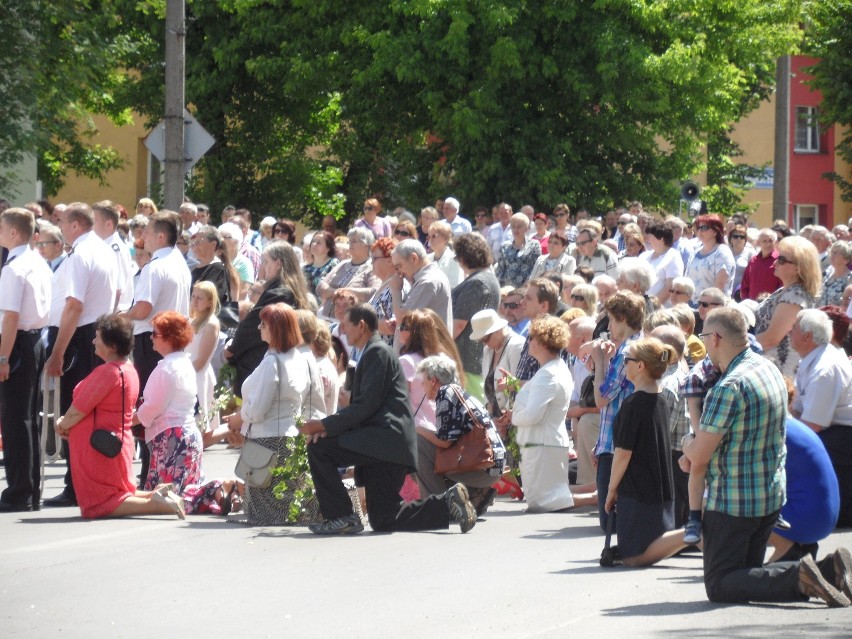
[400,353,437,432]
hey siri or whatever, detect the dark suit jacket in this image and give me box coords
[322,334,417,470]
[227,279,296,396]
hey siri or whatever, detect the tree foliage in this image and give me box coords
[0,1,140,197]
[804,0,852,202]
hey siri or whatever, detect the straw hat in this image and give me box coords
[469,308,508,341]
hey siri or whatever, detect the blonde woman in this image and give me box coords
[189,282,222,445]
[569,283,599,317]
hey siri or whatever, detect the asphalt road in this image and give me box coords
[2,445,851,638]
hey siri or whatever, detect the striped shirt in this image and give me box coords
[700,348,787,517]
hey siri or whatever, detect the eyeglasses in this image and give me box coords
[776,255,796,265]
[399,324,410,331]
[475,213,488,218]
[730,234,747,240]
[363,205,375,212]
[617,221,628,226]
[371,254,389,260]
[554,212,568,217]
[502,302,520,309]
[623,356,639,364]
[698,332,721,341]
[427,233,441,240]
[273,228,287,235]
[576,239,593,246]
[698,301,722,308]
[697,225,712,232]
[670,289,688,295]
[394,230,411,237]
[570,294,585,302]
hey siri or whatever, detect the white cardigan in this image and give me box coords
[240,348,326,438]
[512,358,573,447]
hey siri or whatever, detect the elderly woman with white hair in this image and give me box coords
[415,354,506,516]
[667,276,695,308]
[427,220,463,287]
[218,222,254,299]
[616,257,658,315]
[315,227,381,318]
[495,212,542,288]
[820,241,852,307]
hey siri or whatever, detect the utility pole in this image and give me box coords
[773,55,790,226]
[163,0,185,211]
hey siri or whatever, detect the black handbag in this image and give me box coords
[90,366,126,458]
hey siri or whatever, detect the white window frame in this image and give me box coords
[794,204,818,231]
[794,105,820,153]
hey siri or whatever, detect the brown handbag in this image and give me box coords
[434,385,495,475]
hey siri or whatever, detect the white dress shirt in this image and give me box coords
[105,230,135,311]
[0,245,52,330]
[64,231,117,326]
[133,246,191,335]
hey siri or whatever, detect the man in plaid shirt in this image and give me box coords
[682,307,851,607]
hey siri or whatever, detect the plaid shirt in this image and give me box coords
[681,355,721,398]
[700,348,787,517]
[661,363,690,450]
[594,334,639,456]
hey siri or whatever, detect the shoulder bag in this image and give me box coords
[434,385,495,475]
[90,365,127,458]
[235,354,284,489]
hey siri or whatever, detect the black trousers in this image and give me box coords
[47,323,100,497]
[133,331,162,485]
[307,436,450,532]
[702,509,803,603]
[595,452,615,532]
[671,449,690,528]
[0,330,45,506]
[818,425,852,528]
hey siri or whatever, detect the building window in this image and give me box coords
[795,106,820,153]
[794,204,818,231]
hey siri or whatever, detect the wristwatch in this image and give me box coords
[0,356,8,365]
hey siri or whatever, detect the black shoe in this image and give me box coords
[0,500,34,512]
[43,490,77,507]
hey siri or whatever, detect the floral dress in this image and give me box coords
[495,238,542,287]
[754,283,815,378]
[820,271,852,307]
[303,258,339,296]
[686,243,736,302]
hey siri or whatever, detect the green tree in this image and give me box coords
[0,1,140,197]
[120,0,803,220]
[804,0,852,201]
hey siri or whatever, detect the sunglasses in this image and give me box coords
[623,356,639,364]
[570,294,586,302]
[776,255,796,265]
[502,302,520,310]
[697,225,712,231]
[730,234,747,240]
[555,212,568,217]
[475,213,488,218]
[394,230,411,237]
[698,301,722,308]
[617,221,628,226]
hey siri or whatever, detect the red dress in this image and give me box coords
[68,360,141,518]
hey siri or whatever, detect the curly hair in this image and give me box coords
[95,314,134,358]
[151,311,194,351]
[528,315,569,354]
[454,232,492,270]
[371,236,397,258]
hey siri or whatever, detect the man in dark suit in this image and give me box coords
[300,304,477,534]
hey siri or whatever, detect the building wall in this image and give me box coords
[52,114,150,210]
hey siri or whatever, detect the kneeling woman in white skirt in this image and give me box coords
[511,316,574,512]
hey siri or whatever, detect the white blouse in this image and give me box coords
[240,348,326,438]
[138,351,198,442]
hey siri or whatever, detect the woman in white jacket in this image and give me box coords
[511,316,574,512]
[238,303,326,525]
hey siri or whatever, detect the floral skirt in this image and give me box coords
[144,426,203,493]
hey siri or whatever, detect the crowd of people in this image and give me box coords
[1,194,852,608]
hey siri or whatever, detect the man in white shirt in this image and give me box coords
[442,197,472,237]
[0,208,52,511]
[488,202,513,257]
[791,309,852,527]
[93,200,134,312]
[179,202,201,237]
[44,202,117,507]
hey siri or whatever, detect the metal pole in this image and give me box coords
[773,55,790,225]
[164,0,185,211]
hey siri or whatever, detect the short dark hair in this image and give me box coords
[95,314,134,357]
[149,210,180,246]
[346,303,378,332]
[527,278,559,314]
[454,233,492,269]
[645,221,673,247]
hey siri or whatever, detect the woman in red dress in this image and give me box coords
[56,315,184,519]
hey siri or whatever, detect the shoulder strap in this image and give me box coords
[450,384,482,430]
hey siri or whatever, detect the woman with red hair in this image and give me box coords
[134,311,202,492]
[232,303,326,525]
